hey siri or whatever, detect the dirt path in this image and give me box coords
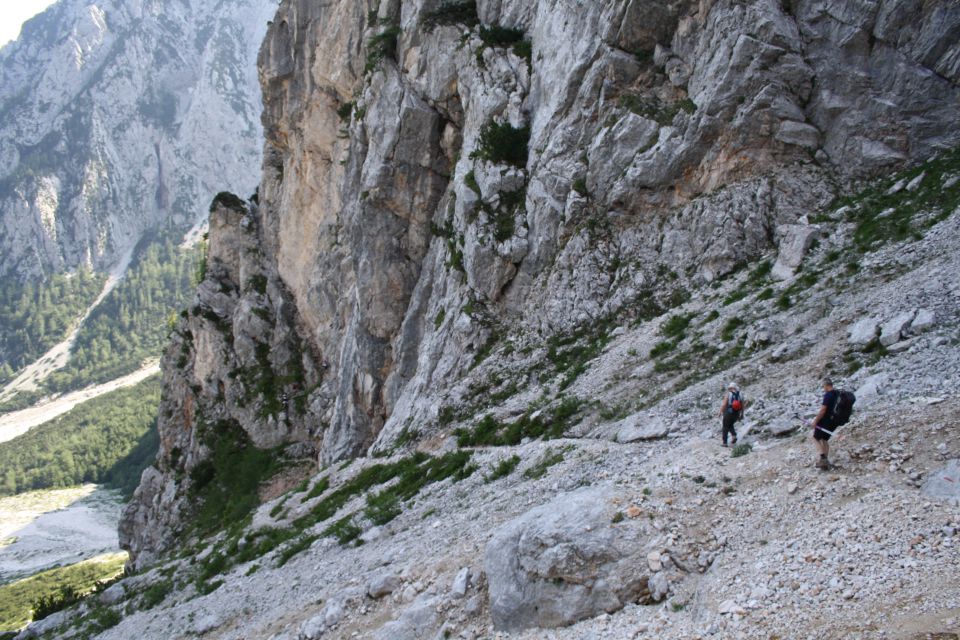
[0,246,136,402]
[0,361,160,444]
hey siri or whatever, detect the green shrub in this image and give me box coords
[365,491,402,525]
[190,419,286,536]
[523,449,565,479]
[485,454,521,482]
[471,120,530,166]
[572,177,588,196]
[324,516,364,546]
[365,26,401,73]
[723,288,749,305]
[32,585,82,621]
[247,274,268,295]
[336,102,354,122]
[720,317,744,341]
[209,191,247,214]
[757,287,774,301]
[618,94,695,125]
[423,0,478,28]
[731,443,752,458]
[455,398,581,447]
[661,313,694,338]
[139,579,172,610]
[477,25,531,63]
[464,169,481,195]
[649,340,677,358]
[776,292,792,310]
[749,260,771,280]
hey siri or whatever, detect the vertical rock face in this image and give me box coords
[0,0,273,280]
[122,0,960,567]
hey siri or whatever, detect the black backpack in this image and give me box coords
[728,391,744,421]
[831,390,856,426]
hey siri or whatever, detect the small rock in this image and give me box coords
[787,483,798,495]
[718,599,745,615]
[368,572,402,599]
[647,551,663,572]
[910,308,936,333]
[451,567,471,598]
[626,505,642,519]
[847,317,880,346]
[905,171,925,191]
[649,572,670,602]
[98,582,126,605]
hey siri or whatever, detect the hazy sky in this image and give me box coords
[0,0,59,47]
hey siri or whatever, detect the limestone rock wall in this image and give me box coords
[121,0,960,567]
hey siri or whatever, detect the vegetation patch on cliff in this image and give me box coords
[471,120,530,167]
[0,553,125,632]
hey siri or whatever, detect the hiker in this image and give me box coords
[811,377,838,469]
[719,382,744,447]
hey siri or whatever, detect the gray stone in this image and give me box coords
[649,572,670,602]
[880,311,916,347]
[451,567,471,598]
[368,571,402,599]
[910,308,936,333]
[906,172,926,192]
[775,121,820,149]
[855,373,888,409]
[772,225,820,280]
[98,582,126,606]
[848,317,880,346]
[766,418,798,437]
[373,595,441,640]
[921,460,960,506]
[615,415,671,443]
[192,613,224,635]
[484,485,652,631]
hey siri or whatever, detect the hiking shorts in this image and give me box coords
[813,425,832,441]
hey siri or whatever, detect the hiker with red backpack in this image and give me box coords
[719,382,744,447]
[810,377,856,469]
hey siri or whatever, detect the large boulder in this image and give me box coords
[614,414,671,443]
[484,486,658,632]
[879,311,916,346]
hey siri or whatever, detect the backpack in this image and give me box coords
[831,389,856,426]
[728,391,744,420]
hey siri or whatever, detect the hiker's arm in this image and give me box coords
[812,404,827,426]
[719,394,728,416]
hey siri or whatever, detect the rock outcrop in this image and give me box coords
[122,0,960,573]
[485,486,658,631]
[0,0,271,280]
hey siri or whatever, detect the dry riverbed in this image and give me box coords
[0,485,125,585]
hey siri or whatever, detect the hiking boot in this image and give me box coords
[721,442,728,448]
[816,457,830,470]
[731,437,738,445]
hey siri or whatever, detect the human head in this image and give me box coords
[822,377,834,390]
[727,381,738,391]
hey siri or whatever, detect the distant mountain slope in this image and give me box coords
[0,0,273,281]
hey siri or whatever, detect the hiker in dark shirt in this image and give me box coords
[811,378,839,469]
[718,382,743,447]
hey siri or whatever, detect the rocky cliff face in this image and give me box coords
[121,0,960,569]
[0,0,273,280]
